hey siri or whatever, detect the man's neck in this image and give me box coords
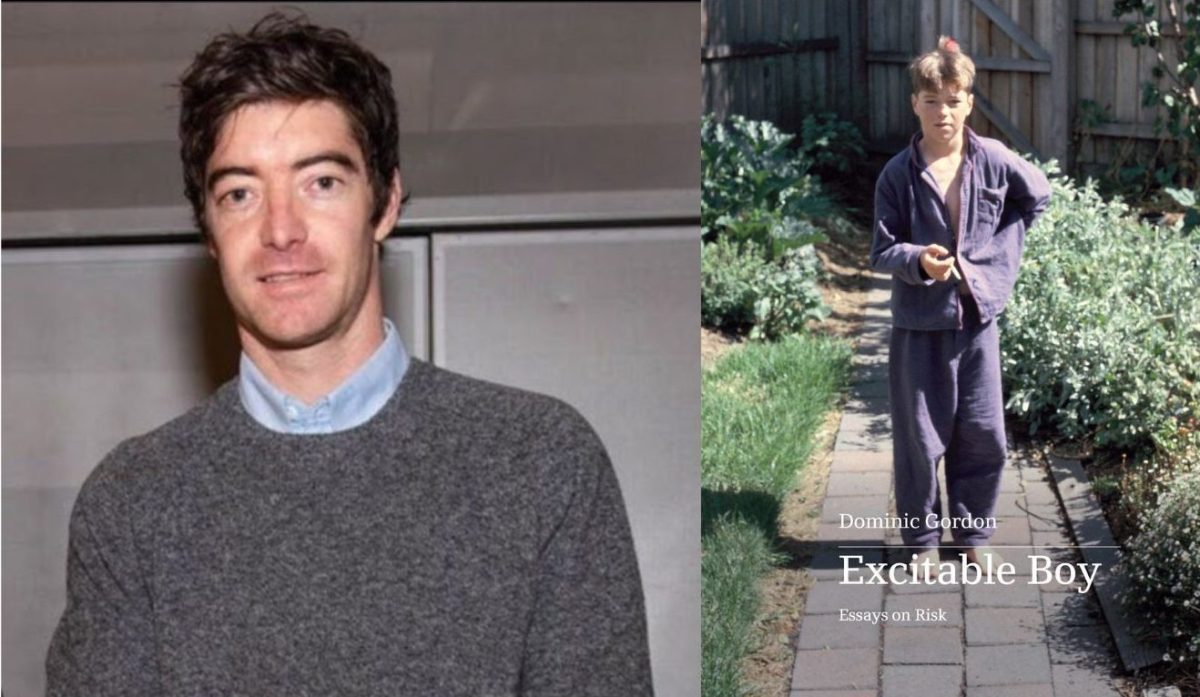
[240,308,387,406]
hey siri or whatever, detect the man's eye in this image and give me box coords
[315,176,339,190]
[221,188,250,205]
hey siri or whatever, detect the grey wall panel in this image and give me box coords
[1,239,429,696]
[2,2,698,215]
[431,228,700,697]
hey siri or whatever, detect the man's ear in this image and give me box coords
[373,171,402,244]
[910,93,918,114]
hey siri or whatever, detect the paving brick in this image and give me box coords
[964,575,1041,608]
[1023,504,1065,533]
[993,492,1027,517]
[965,608,1046,646]
[821,495,892,523]
[1021,477,1060,507]
[988,517,1032,546]
[818,522,887,543]
[854,364,889,386]
[884,592,962,627]
[888,573,964,595]
[842,397,889,417]
[965,643,1051,686]
[999,467,1023,493]
[831,449,892,472]
[787,690,876,697]
[965,685,1054,697]
[1030,528,1072,548]
[834,425,891,452]
[1041,591,1103,627]
[805,578,886,614]
[826,471,892,498]
[1046,622,1117,666]
[1049,662,1122,697]
[883,625,963,664]
[790,647,880,691]
[809,546,884,580]
[850,380,890,400]
[881,664,962,697]
[798,612,882,649]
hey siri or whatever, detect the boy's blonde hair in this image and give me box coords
[909,36,975,95]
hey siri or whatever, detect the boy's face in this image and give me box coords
[911,84,973,146]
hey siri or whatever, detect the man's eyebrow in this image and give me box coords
[293,151,360,174]
[206,152,360,192]
[207,166,257,192]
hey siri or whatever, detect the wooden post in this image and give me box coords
[1050,0,1074,170]
[850,0,870,136]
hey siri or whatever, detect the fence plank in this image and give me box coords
[973,1,991,138]
[1051,0,1074,167]
[974,92,1041,156]
[919,0,937,55]
[968,0,1051,60]
[1077,0,1097,165]
[814,0,828,114]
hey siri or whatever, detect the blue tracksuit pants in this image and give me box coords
[890,297,1006,549]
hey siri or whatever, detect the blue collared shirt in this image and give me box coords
[237,317,409,434]
[870,126,1052,330]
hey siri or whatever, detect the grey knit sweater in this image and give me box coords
[46,358,652,696]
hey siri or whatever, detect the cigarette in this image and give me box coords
[949,262,962,281]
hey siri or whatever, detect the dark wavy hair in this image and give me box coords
[178,11,399,236]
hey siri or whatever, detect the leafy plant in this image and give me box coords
[796,112,867,176]
[1121,468,1200,664]
[749,244,829,341]
[701,114,833,241]
[1113,0,1200,189]
[700,237,829,338]
[1164,186,1200,232]
[701,236,769,331]
[1000,159,1200,452]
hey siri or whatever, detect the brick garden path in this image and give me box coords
[788,273,1126,697]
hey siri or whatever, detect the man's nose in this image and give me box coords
[261,191,307,249]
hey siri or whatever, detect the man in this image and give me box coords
[869,37,1051,579]
[46,13,652,695]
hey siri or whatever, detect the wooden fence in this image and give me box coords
[702,0,1189,177]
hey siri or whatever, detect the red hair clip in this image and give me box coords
[944,37,960,52]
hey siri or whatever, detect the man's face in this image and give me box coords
[204,99,399,352]
[911,84,973,146]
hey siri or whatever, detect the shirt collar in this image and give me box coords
[237,317,409,434]
[908,125,980,170]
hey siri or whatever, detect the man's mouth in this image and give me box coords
[259,270,321,284]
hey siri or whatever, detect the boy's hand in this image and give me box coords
[919,244,956,281]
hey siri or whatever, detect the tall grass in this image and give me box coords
[701,334,851,696]
[702,335,851,499]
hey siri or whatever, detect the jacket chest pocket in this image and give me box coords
[975,185,1006,234]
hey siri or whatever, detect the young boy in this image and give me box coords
[870,37,1051,578]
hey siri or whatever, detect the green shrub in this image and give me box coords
[749,244,829,341]
[700,237,829,339]
[1000,160,1200,451]
[796,112,867,176]
[701,113,852,338]
[701,237,767,331]
[701,114,832,240]
[1122,469,1200,664]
